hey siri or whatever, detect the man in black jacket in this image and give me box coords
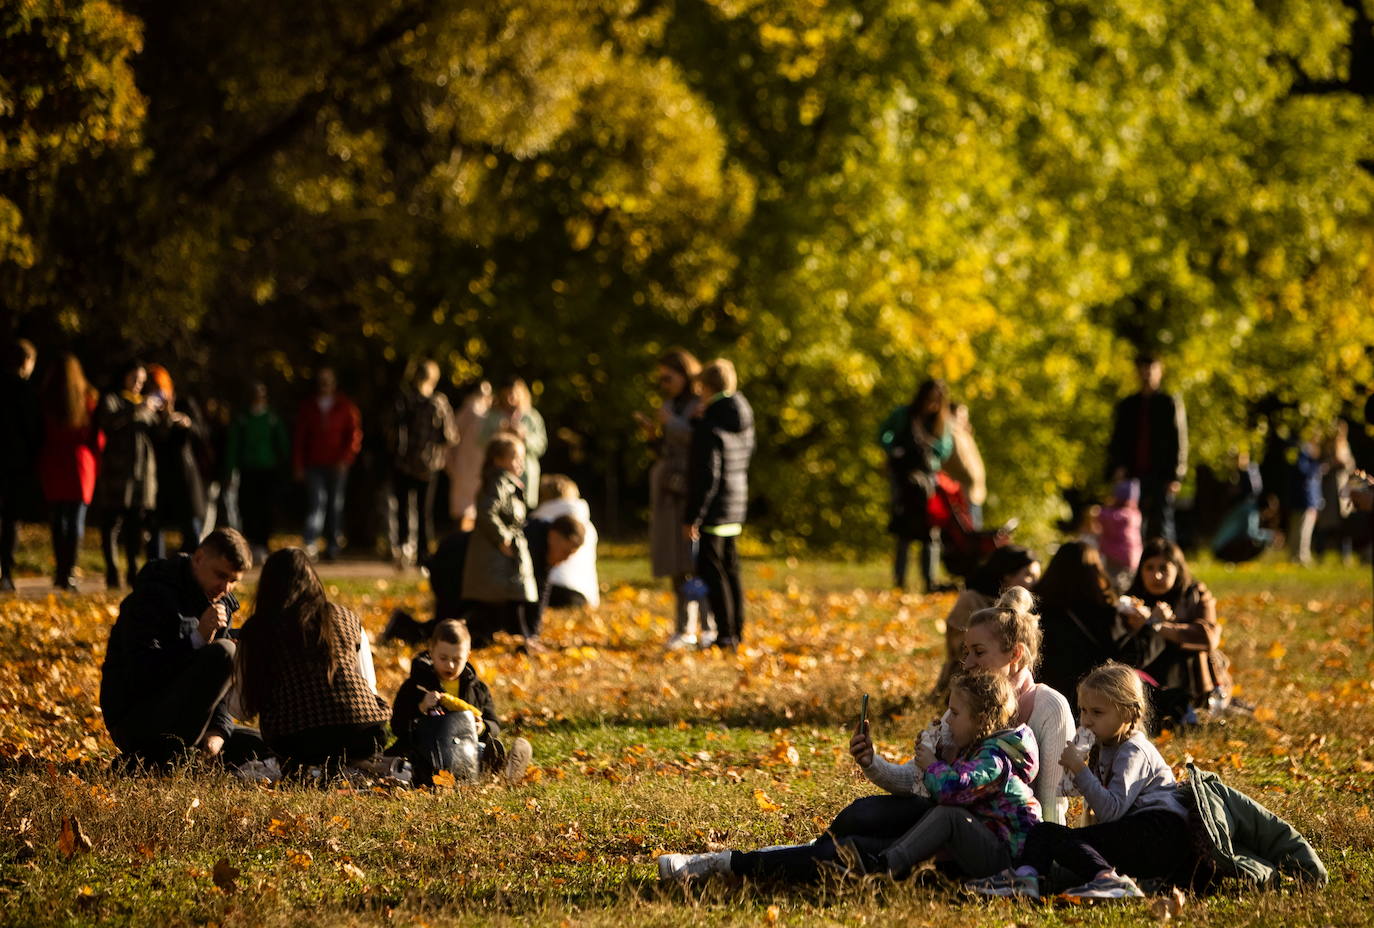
[1107,353,1188,545]
[684,359,756,650]
[0,339,39,591]
[100,528,252,766]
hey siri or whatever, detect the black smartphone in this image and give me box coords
[856,693,869,734]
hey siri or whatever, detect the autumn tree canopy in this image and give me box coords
[4,0,1373,548]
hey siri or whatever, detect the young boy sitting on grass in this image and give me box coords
[388,619,531,785]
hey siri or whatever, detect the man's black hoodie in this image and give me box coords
[99,554,239,738]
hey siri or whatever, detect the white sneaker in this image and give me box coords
[666,633,698,651]
[657,850,732,882]
[696,629,718,650]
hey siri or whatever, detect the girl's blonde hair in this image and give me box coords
[540,473,579,501]
[949,670,1019,752]
[482,431,524,481]
[1077,661,1150,735]
[967,585,1042,673]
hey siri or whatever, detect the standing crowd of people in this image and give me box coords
[0,340,603,606]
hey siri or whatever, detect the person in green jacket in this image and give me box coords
[226,382,290,561]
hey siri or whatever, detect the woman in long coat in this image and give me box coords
[145,364,208,557]
[96,361,158,589]
[644,350,708,649]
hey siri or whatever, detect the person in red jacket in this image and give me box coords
[293,368,362,561]
[40,353,104,591]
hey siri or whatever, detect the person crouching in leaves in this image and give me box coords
[388,619,531,786]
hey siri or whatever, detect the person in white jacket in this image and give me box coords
[530,474,599,609]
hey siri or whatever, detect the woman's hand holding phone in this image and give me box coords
[849,722,874,768]
[849,693,873,767]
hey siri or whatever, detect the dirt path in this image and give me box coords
[5,557,404,599]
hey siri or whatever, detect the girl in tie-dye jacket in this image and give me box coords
[876,671,1043,877]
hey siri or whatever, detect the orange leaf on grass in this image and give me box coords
[58,815,92,858]
[753,789,782,813]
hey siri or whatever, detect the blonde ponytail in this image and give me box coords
[967,585,1042,673]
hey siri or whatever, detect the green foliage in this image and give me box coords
[0,0,144,267]
[2,0,1373,549]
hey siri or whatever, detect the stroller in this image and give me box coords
[927,472,1014,581]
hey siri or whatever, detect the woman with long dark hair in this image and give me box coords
[879,379,953,592]
[236,548,390,770]
[1118,538,1231,727]
[40,353,103,590]
[1033,541,1119,714]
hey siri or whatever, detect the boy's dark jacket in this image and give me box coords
[389,652,501,755]
[100,554,240,737]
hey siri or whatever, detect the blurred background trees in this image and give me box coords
[4,0,1373,549]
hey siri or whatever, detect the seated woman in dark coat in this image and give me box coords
[235,548,390,772]
[1033,541,1120,715]
[1117,538,1232,728]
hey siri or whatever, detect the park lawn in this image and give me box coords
[0,552,1370,926]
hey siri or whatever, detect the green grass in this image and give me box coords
[0,549,1370,926]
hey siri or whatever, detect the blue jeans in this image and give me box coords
[304,467,348,555]
[50,502,87,583]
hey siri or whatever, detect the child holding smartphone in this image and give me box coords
[657,671,1041,882]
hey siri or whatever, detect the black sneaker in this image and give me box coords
[0,576,14,593]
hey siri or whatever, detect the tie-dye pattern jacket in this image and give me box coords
[922,724,1043,857]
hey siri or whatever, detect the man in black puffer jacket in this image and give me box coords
[684,359,755,650]
[100,528,252,767]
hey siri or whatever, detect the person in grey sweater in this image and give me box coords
[970,662,1194,900]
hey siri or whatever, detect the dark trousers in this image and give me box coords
[271,722,387,773]
[733,794,935,881]
[389,472,436,560]
[467,601,537,647]
[894,532,937,592]
[0,481,17,579]
[548,586,588,609]
[1139,477,1177,545]
[697,532,743,645]
[100,507,146,586]
[238,468,278,549]
[50,501,87,583]
[1020,808,1192,885]
[107,639,236,765]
